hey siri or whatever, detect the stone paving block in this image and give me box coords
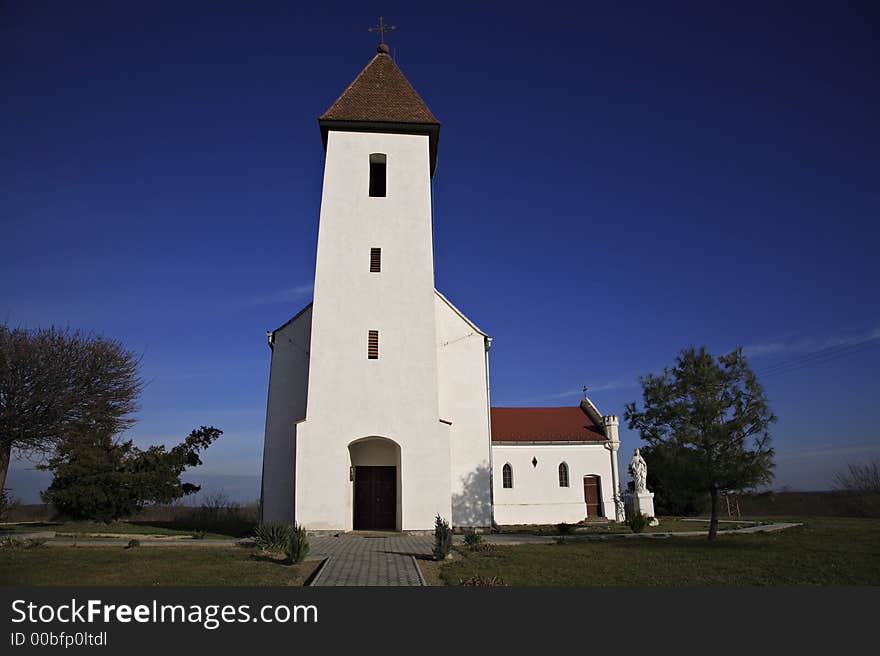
[309,533,432,587]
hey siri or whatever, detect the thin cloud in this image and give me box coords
[523,379,638,403]
[743,326,880,359]
[249,283,313,306]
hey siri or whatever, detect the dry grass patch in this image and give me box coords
[0,545,322,586]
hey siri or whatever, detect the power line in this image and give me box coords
[755,337,880,379]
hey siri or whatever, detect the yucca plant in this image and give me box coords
[284,524,310,564]
[253,522,292,551]
[463,529,482,548]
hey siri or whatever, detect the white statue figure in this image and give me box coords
[631,448,648,494]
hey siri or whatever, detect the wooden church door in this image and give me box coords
[583,475,603,518]
[354,466,397,530]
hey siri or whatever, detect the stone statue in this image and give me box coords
[631,448,648,494]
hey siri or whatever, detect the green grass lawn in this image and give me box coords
[0,520,243,540]
[438,517,880,585]
[0,546,321,586]
[495,517,762,536]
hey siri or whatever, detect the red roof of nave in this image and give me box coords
[491,406,607,443]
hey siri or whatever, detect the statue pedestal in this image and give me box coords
[631,491,659,526]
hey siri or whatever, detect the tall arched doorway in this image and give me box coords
[348,437,401,531]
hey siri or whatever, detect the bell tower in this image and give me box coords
[292,44,450,530]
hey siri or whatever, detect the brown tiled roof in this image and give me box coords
[491,406,607,443]
[320,51,439,125]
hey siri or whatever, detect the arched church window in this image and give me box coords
[369,153,387,197]
[502,463,513,489]
[558,462,569,488]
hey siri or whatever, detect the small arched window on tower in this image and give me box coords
[369,153,387,197]
[502,463,513,489]
[558,462,569,488]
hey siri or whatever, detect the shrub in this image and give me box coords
[433,514,452,560]
[459,575,505,586]
[40,426,223,522]
[463,529,482,548]
[0,490,22,522]
[253,522,292,551]
[191,530,206,540]
[0,536,47,549]
[556,522,573,535]
[284,524,309,564]
[627,511,650,534]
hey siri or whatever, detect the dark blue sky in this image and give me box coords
[3,1,878,501]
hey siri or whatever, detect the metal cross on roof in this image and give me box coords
[368,16,397,44]
[583,385,589,397]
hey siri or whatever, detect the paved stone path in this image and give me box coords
[308,533,432,586]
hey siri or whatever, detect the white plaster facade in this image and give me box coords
[260,48,623,532]
[491,443,618,525]
[261,128,494,531]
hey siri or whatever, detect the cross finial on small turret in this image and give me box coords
[368,16,397,49]
[583,385,589,398]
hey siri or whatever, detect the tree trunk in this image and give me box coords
[0,440,12,497]
[708,487,719,540]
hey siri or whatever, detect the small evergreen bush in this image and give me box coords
[556,522,573,535]
[627,511,650,534]
[433,514,453,560]
[284,524,309,564]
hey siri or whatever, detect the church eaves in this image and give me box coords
[319,44,441,175]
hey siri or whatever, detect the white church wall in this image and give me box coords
[435,292,492,527]
[492,443,617,525]
[260,306,312,523]
[295,130,451,531]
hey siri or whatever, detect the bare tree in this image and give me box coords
[0,324,143,491]
[833,460,880,494]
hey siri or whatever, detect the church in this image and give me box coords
[260,42,624,531]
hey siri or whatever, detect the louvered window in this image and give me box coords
[368,330,379,359]
[370,248,381,273]
[502,463,513,489]
[369,153,386,197]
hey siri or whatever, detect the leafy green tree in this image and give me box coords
[39,426,222,522]
[627,442,709,516]
[624,346,776,539]
[0,324,142,492]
